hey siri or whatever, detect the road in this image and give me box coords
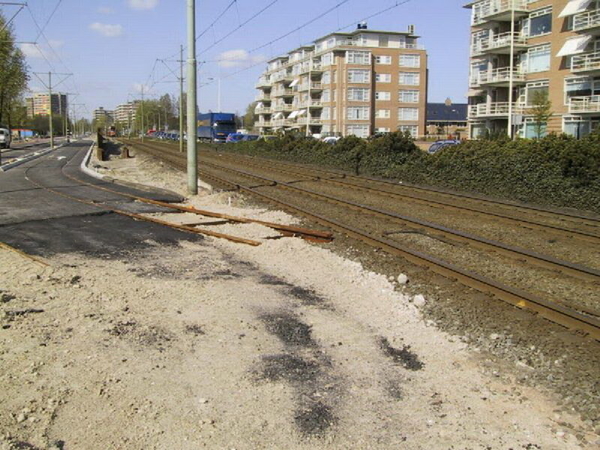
[0,140,200,256]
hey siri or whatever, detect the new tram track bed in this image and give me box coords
[121,139,600,426]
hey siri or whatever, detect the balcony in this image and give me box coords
[471,0,529,26]
[468,102,526,118]
[569,96,600,114]
[573,9,600,34]
[571,50,600,74]
[299,62,323,74]
[273,103,293,112]
[255,107,272,114]
[255,78,272,88]
[255,93,271,101]
[473,32,528,55]
[273,88,295,97]
[256,121,273,127]
[477,67,526,86]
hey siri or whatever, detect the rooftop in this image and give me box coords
[427,102,468,122]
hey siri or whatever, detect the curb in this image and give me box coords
[0,145,62,172]
[79,141,186,202]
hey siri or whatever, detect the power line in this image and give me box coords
[196,0,237,42]
[34,0,63,42]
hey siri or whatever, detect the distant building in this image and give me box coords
[426,99,468,138]
[114,102,138,125]
[255,24,428,138]
[25,93,68,118]
[94,107,114,124]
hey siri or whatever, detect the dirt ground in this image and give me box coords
[0,146,598,449]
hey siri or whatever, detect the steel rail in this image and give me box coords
[128,140,600,339]
[201,150,600,243]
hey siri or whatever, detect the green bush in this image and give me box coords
[208,131,600,213]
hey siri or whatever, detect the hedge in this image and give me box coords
[207,132,600,214]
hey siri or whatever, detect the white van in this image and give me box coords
[0,128,11,150]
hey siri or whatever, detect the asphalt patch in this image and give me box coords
[260,312,316,347]
[257,354,320,383]
[0,213,200,257]
[259,275,292,286]
[378,336,424,371]
[294,401,336,436]
[288,286,327,307]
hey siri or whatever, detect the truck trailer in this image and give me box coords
[197,113,236,143]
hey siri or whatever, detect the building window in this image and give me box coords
[322,53,333,66]
[525,7,552,37]
[398,107,418,121]
[347,106,370,120]
[346,125,369,138]
[322,89,330,102]
[347,88,370,101]
[375,55,392,65]
[525,80,549,106]
[564,76,596,105]
[399,72,420,85]
[375,127,390,133]
[563,116,590,138]
[524,45,550,73]
[322,71,331,84]
[375,109,390,118]
[348,69,370,83]
[399,54,420,68]
[321,107,330,119]
[399,90,419,103]
[375,73,391,82]
[398,125,418,136]
[346,50,371,65]
[379,35,389,47]
[375,91,391,101]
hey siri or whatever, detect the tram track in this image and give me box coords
[121,139,600,340]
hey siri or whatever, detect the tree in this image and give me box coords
[0,12,29,127]
[243,101,257,131]
[529,90,552,139]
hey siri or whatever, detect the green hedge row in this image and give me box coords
[207,132,600,213]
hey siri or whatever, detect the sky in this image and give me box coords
[6,0,472,120]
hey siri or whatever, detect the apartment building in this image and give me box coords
[467,0,600,138]
[254,25,427,138]
[115,101,138,125]
[93,107,114,124]
[25,93,68,118]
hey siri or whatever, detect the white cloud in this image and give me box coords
[217,49,266,68]
[98,6,114,14]
[127,0,159,10]
[89,22,123,38]
[133,83,151,94]
[20,43,46,59]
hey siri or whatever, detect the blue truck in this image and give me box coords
[197,112,237,143]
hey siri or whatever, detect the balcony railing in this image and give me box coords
[476,32,527,54]
[571,50,600,73]
[273,88,295,96]
[255,93,271,101]
[255,107,272,114]
[273,104,293,111]
[477,67,526,85]
[468,102,527,118]
[256,121,273,127]
[569,96,600,113]
[472,0,528,26]
[573,9,600,32]
[255,78,272,88]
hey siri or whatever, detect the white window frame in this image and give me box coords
[524,44,551,74]
[398,125,418,137]
[375,55,392,65]
[375,109,390,118]
[375,73,391,83]
[398,107,419,121]
[375,127,391,133]
[399,54,421,68]
[347,88,370,101]
[346,50,371,65]
[346,124,369,138]
[399,72,420,85]
[375,91,391,101]
[399,90,419,103]
[348,69,370,83]
[347,106,370,120]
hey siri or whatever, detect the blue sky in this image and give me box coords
[8,0,471,119]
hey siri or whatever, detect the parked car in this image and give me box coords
[428,139,460,154]
[0,127,11,149]
[242,134,259,142]
[225,133,246,143]
[259,135,278,141]
[322,136,340,145]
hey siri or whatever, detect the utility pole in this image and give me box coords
[141,85,145,142]
[32,72,72,150]
[180,44,185,153]
[218,77,221,112]
[187,0,198,195]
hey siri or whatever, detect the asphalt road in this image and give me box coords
[0,140,201,256]
[0,139,61,164]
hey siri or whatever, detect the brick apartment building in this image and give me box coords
[467,0,600,138]
[25,93,68,118]
[254,25,428,138]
